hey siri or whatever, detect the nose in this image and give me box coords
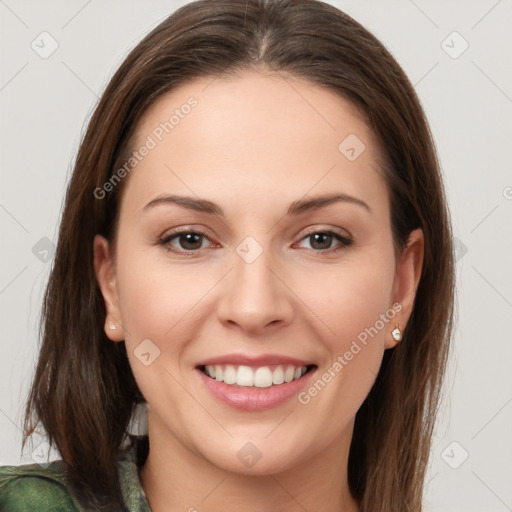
[216,246,295,335]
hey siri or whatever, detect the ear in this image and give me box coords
[386,228,424,349]
[93,234,125,342]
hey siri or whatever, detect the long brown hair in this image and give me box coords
[23,0,455,509]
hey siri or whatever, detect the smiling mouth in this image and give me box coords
[198,364,317,388]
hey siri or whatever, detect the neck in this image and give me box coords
[139,411,360,512]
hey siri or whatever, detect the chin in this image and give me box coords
[204,440,305,477]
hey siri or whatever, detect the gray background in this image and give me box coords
[1,1,511,510]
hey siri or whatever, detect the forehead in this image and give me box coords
[122,69,388,217]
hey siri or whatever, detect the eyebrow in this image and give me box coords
[144,195,222,215]
[143,192,371,216]
[287,193,371,215]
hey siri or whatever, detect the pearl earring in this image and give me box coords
[109,321,117,330]
[391,323,402,342]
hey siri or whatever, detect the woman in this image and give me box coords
[0,0,455,510]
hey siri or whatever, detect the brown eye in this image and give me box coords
[297,231,352,252]
[161,231,212,253]
[176,233,204,250]
[309,233,334,250]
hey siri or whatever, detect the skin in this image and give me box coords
[94,69,423,512]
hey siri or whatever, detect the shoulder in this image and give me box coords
[0,461,80,511]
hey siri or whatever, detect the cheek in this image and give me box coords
[291,249,396,407]
[296,252,396,347]
[114,247,204,347]
[113,249,205,410]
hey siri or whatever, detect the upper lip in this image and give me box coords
[195,354,315,367]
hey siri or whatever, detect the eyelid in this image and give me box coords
[296,225,353,244]
[298,224,351,238]
[160,225,214,241]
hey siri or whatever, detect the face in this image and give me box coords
[95,70,423,475]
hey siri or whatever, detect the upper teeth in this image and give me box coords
[204,365,307,388]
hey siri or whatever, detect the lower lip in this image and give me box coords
[195,367,316,411]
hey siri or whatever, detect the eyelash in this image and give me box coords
[159,228,353,257]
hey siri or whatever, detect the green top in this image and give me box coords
[0,437,151,511]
